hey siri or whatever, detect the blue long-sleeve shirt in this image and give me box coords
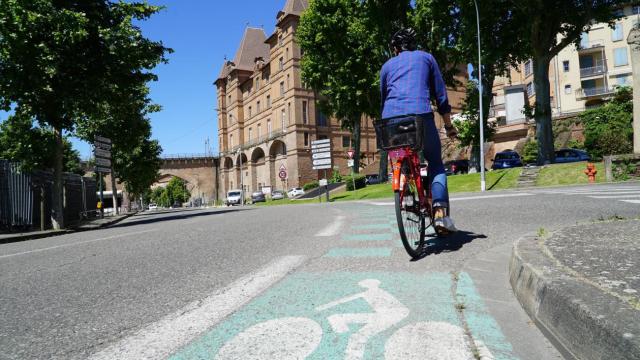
[380,50,451,119]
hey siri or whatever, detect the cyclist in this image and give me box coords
[380,28,458,234]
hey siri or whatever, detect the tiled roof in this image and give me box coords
[216,27,270,81]
[278,0,308,18]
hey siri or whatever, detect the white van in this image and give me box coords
[225,189,243,206]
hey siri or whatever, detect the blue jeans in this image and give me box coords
[419,113,449,208]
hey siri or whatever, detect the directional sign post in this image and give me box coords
[311,139,332,202]
[94,136,114,217]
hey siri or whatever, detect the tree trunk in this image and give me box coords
[52,126,65,229]
[533,57,555,164]
[111,172,119,215]
[352,115,362,174]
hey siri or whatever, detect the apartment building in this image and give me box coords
[215,0,466,196]
[488,4,639,154]
[215,0,379,196]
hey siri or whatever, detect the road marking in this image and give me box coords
[450,193,534,202]
[385,321,474,360]
[89,255,306,360]
[588,194,640,199]
[315,215,345,237]
[622,200,640,204]
[324,247,393,258]
[0,230,157,259]
[343,233,392,242]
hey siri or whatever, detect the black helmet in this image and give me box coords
[391,28,417,52]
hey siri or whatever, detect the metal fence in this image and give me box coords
[0,161,34,230]
[0,160,98,231]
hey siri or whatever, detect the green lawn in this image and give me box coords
[536,161,605,187]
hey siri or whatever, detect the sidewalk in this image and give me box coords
[510,219,640,360]
[0,212,134,244]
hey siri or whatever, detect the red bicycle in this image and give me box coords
[374,115,446,258]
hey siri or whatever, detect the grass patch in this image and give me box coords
[448,168,521,192]
[536,161,605,187]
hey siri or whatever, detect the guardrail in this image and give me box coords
[580,63,606,78]
[575,87,614,100]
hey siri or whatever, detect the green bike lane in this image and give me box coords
[168,204,518,360]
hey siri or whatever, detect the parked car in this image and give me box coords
[271,190,285,200]
[251,191,266,203]
[288,187,305,198]
[555,148,591,163]
[225,189,243,206]
[365,174,381,185]
[148,203,157,211]
[171,201,182,208]
[444,159,470,175]
[491,150,523,170]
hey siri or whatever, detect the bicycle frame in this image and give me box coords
[389,147,429,214]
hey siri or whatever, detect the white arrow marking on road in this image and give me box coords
[0,230,157,259]
[89,255,306,360]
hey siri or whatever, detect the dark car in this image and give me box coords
[251,191,266,203]
[365,174,381,185]
[491,150,523,170]
[445,159,470,175]
[554,148,590,163]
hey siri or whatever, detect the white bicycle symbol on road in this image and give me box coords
[215,279,484,360]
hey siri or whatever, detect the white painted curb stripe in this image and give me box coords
[588,194,640,199]
[622,200,640,204]
[315,215,345,237]
[89,255,306,360]
[0,229,157,259]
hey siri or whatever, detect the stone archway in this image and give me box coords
[235,152,249,193]
[251,147,268,192]
[223,157,234,194]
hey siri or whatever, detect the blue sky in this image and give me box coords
[0,1,285,159]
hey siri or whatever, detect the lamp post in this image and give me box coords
[474,0,487,192]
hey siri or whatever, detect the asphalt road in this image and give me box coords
[1,183,639,359]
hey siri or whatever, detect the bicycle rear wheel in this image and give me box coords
[395,159,425,258]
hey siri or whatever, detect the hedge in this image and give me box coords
[344,175,366,191]
[303,181,320,191]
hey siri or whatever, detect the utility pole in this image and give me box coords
[474,0,487,192]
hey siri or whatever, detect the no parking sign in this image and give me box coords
[279,164,287,180]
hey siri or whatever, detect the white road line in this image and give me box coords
[315,215,345,237]
[450,193,534,202]
[89,255,306,360]
[622,200,640,204]
[0,230,157,259]
[566,191,640,195]
[588,194,640,199]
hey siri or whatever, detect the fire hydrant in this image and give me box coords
[584,163,597,183]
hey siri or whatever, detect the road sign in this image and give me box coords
[347,149,355,159]
[95,158,111,167]
[313,165,332,170]
[95,136,112,144]
[319,179,328,186]
[311,139,330,145]
[279,164,287,180]
[312,152,331,160]
[348,159,355,167]
[95,148,111,158]
[311,144,331,151]
[94,141,112,150]
[95,166,111,174]
[313,158,332,166]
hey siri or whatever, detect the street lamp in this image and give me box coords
[237,148,244,205]
[474,0,487,192]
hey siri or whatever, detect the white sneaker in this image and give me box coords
[434,216,458,234]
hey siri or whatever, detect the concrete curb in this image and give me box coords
[509,234,640,360]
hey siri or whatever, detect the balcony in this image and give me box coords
[580,62,607,78]
[575,87,615,100]
[221,129,288,156]
[488,103,506,119]
[578,40,605,54]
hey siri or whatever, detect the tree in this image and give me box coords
[508,0,628,164]
[298,0,411,174]
[0,114,83,175]
[0,1,170,229]
[580,86,633,159]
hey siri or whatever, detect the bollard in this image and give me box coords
[584,163,597,183]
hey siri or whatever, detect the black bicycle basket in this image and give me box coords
[374,115,424,151]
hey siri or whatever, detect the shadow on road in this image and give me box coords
[412,230,487,261]
[111,208,253,228]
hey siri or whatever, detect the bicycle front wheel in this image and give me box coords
[395,160,425,258]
